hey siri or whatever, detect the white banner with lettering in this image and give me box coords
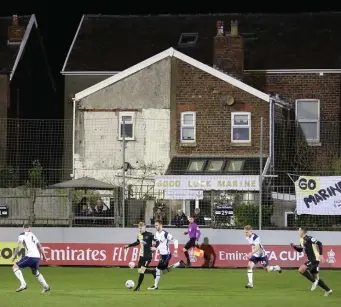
[164,189,204,200]
[154,175,259,191]
[295,176,341,215]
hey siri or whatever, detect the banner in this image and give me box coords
[0,243,331,268]
[0,243,25,264]
[295,176,341,215]
[164,189,203,200]
[154,175,259,191]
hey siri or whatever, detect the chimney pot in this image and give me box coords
[12,15,19,26]
[231,20,238,37]
[216,20,224,36]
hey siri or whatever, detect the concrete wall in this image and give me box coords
[1,228,340,245]
[73,59,172,188]
[63,74,113,179]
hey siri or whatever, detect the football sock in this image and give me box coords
[247,269,253,285]
[35,271,49,288]
[136,273,145,288]
[318,279,330,291]
[14,269,26,286]
[184,251,190,264]
[301,270,315,282]
[154,268,161,287]
[144,269,154,275]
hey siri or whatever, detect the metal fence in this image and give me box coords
[0,117,341,230]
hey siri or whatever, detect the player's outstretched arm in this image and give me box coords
[124,239,139,249]
[11,241,21,262]
[167,233,179,255]
[290,243,303,252]
[37,243,47,261]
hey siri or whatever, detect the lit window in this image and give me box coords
[187,160,205,172]
[181,112,196,142]
[226,160,244,172]
[119,112,135,140]
[296,99,320,144]
[231,112,251,143]
[178,33,198,45]
[206,160,224,172]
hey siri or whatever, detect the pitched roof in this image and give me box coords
[74,47,269,102]
[63,13,341,73]
[0,15,37,78]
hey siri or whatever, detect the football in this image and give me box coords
[125,280,135,289]
[128,261,135,269]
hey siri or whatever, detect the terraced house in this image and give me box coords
[62,13,341,227]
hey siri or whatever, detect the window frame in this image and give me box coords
[187,160,206,172]
[118,111,135,141]
[178,32,199,46]
[180,111,196,143]
[231,112,251,143]
[205,160,225,172]
[295,99,320,144]
[225,160,245,172]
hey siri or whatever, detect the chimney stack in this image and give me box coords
[8,15,25,45]
[213,20,244,80]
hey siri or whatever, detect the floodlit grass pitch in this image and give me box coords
[0,267,339,307]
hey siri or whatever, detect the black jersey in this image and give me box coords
[128,231,154,258]
[293,235,323,263]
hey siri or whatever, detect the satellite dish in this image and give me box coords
[221,95,235,106]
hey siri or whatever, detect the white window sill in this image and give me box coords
[118,138,136,141]
[180,141,196,147]
[231,141,251,146]
[307,142,321,147]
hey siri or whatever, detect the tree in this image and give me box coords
[25,160,46,225]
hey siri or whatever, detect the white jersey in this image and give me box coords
[246,233,266,258]
[154,230,178,255]
[18,231,41,258]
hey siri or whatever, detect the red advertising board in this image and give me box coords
[40,243,340,268]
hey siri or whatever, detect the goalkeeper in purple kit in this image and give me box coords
[183,216,202,267]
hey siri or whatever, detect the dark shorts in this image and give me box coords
[184,238,197,250]
[157,254,172,270]
[305,261,320,274]
[16,256,40,271]
[137,256,152,268]
[249,255,269,267]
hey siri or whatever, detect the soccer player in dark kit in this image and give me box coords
[290,227,333,296]
[124,222,155,291]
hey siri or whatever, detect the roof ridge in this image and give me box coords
[83,12,341,18]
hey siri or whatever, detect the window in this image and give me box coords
[231,112,251,143]
[178,33,198,46]
[226,160,244,172]
[206,160,224,172]
[296,99,320,144]
[118,112,135,140]
[187,160,205,172]
[181,112,196,142]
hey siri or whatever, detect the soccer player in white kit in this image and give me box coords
[244,225,282,288]
[147,219,185,290]
[11,224,50,293]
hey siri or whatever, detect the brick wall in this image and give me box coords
[246,73,341,174]
[173,59,269,156]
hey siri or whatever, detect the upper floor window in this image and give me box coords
[231,112,251,143]
[181,112,196,143]
[295,99,320,144]
[118,112,135,140]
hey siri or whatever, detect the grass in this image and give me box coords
[0,267,339,307]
